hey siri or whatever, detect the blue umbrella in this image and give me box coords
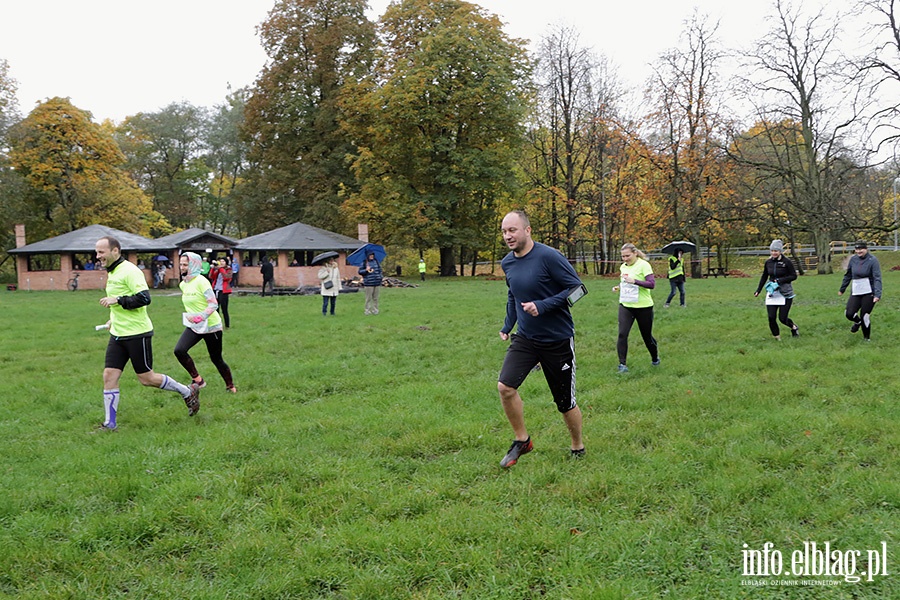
[346,243,386,267]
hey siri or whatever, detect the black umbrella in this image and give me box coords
[311,250,339,266]
[660,241,696,256]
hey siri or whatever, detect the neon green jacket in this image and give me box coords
[106,259,153,337]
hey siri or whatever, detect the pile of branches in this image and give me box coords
[344,277,418,288]
[382,277,418,288]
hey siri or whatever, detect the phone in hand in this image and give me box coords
[566,284,588,306]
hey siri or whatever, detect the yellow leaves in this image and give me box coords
[9,97,170,237]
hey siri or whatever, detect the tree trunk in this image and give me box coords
[439,247,457,276]
[813,228,833,274]
[688,230,703,278]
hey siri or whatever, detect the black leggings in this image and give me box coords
[174,328,233,387]
[216,291,230,328]
[617,305,658,365]
[766,298,796,337]
[845,294,876,339]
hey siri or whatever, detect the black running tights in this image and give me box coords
[766,298,795,337]
[174,328,233,387]
[617,305,658,365]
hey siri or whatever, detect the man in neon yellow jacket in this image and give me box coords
[95,236,200,431]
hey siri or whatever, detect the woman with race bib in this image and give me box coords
[753,239,800,340]
[839,240,882,342]
[174,252,237,393]
[612,243,659,373]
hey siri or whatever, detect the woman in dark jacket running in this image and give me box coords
[839,240,882,341]
[754,239,800,340]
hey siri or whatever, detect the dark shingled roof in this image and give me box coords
[8,224,158,254]
[154,227,239,249]
[236,222,364,251]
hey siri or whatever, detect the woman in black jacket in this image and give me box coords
[838,240,882,341]
[754,239,800,340]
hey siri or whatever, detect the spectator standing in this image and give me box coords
[154,261,167,289]
[230,256,240,287]
[209,258,233,328]
[200,257,211,281]
[358,251,383,315]
[664,250,686,308]
[318,257,342,316]
[260,257,275,297]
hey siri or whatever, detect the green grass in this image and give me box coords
[1,271,898,599]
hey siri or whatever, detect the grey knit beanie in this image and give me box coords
[769,239,784,252]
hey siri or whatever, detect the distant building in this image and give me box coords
[8,224,160,291]
[236,222,364,288]
[7,222,366,291]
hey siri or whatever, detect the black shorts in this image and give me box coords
[105,334,154,374]
[499,334,577,413]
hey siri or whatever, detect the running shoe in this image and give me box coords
[571,447,585,459]
[791,325,800,337]
[500,437,533,468]
[651,358,661,366]
[92,422,117,433]
[851,322,861,333]
[617,364,629,373]
[185,383,201,417]
[226,385,237,393]
[193,376,207,389]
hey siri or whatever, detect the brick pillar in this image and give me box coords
[15,224,26,247]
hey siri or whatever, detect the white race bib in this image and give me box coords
[851,278,872,295]
[182,312,210,334]
[619,282,640,303]
[765,290,786,306]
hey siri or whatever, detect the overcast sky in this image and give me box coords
[0,0,852,124]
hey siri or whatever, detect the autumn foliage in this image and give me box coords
[7,98,168,240]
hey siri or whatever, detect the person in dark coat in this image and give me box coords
[754,239,800,340]
[260,257,275,297]
[358,252,383,315]
[839,240,882,341]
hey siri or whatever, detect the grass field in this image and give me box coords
[1,269,898,599]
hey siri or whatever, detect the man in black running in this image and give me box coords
[497,211,585,468]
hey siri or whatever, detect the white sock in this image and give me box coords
[159,374,191,398]
[103,389,120,428]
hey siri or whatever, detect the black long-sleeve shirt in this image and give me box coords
[501,243,583,342]
[755,255,797,297]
